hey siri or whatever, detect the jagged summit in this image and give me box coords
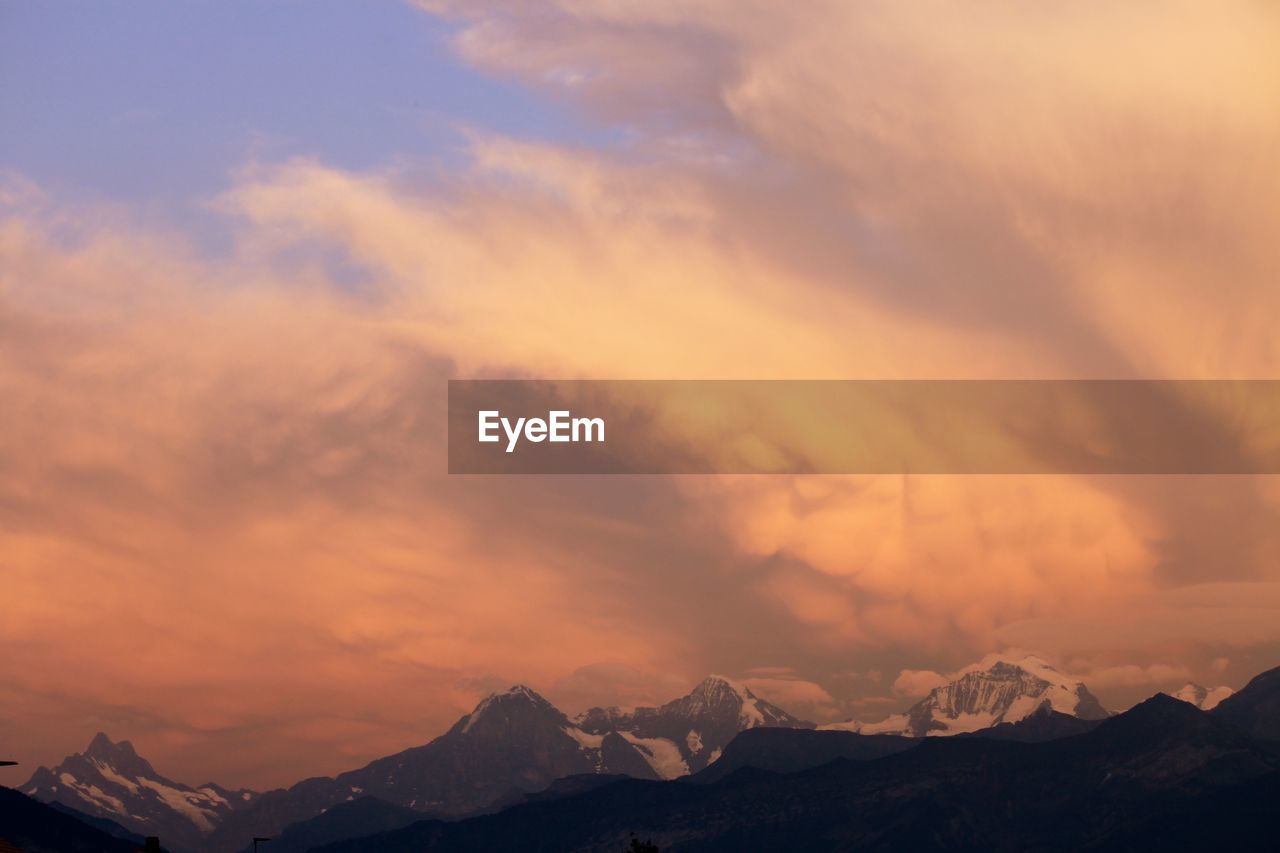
[824,654,1109,737]
[22,732,257,851]
[699,674,753,695]
[86,731,125,755]
[691,676,757,706]
[82,732,148,770]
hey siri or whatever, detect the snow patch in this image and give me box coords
[686,730,703,753]
[619,732,689,779]
[562,726,605,750]
[197,786,228,806]
[93,760,140,794]
[136,776,219,832]
[59,773,127,815]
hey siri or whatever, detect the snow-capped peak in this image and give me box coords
[676,674,803,729]
[1172,682,1234,710]
[694,675,754,703]
[21,732,257,850]
[825,654,1109,737]
[488,684,545,704]
[460,684,559,733]
[570,673,811,778]
[701,674,754,695]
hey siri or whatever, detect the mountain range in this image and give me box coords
[10,657,1278,852]
[309,677,1280,852]
[16,675,806,851]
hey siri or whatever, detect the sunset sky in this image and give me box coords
[3,0,1280,790]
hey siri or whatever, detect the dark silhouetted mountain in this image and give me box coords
[689,727,917,784]
[1212,664,1280,746]
[267,776,641,853]
[246,796,421,853]
[958,699,1104,742]
[824,655,1109,736]
[487,773,634,812]
[20,733,257,852]
[576,675,813,775]
[308,693,1280,853]
[0,785,147,853]
[45,800,147,845]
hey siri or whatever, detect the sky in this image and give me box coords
[2,0,1280,790]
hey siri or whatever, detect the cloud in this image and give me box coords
[891,670,949,698]
[741,668,839,720]
[550,663,690,714]
[1074,663,1193,690]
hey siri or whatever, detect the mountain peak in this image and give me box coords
[85,731,115,754]
[827,653,1108,737]
[472,684,554,710]
[460,684,561,734]
[1095,691,1217,744]
[494,684,544,701]
[84,732,142,764]
[696,675,755,701]
[665,674,808,732]
[1109,691,1235,734]
[24,731,249,849]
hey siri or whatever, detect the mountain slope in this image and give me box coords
[45,801,148,845]
[688,727,918,784]
[824,655,1109,736]
[311,694,1280,853]
[0,785,147,853]
[958,701,1104,743]
[247,796,421,853]
[1211,664,1280,744]
[20,733,256,852]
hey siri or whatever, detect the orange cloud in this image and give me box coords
[3,0,1280,789]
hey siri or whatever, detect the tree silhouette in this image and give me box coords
[625,832,659,853]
